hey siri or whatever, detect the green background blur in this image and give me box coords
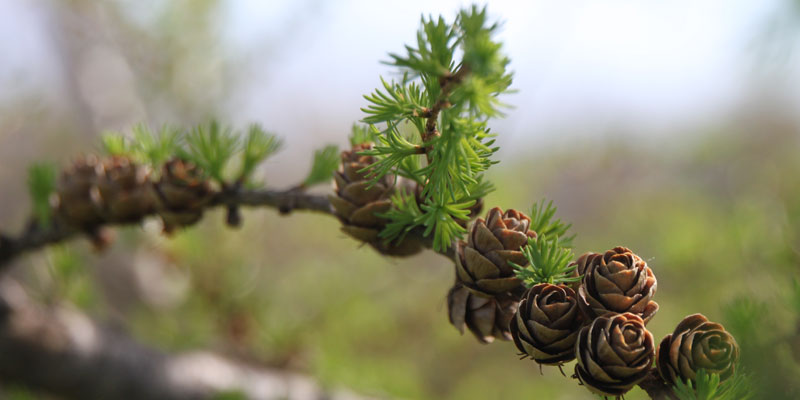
[1,1,799,399]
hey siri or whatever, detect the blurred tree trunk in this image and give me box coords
[0,278,371,400]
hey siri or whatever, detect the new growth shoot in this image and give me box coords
[360,6,513,251]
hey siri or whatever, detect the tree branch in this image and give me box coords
[215,187,333,215]
[0,185,454,268]
[423,65,470,144]
[0,187,334,269]
[0,279,372,400]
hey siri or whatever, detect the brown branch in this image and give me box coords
[422,65,470,145]
[0,185,456,269]
[637,369,677,400]
[411,145,428,154]
[0,188,334,269]
[0,279,372,400]
[215,187,333,215]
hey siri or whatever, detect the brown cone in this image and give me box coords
[328,144,421,256]
[152,159,212,232]
[575,312,655,397]
[510,283,584,364]
[55,155,104,228]
[577,247,659,324]
[454,207,534,297]
[656,313,740,386]
[96,156,154,223]
[447,283,518,343]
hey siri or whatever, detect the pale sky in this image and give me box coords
[1,0,798,153]
[221,0,798,149]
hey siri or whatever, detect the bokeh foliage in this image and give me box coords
[2,1,799,399]
[21,118,796,399]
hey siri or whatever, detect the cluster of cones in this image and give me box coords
[450,208,740,397]
[41,141,744,399]
[328,144,421,256]
[329,143,480,256]
[328,143,743,397]
[54,155,213,234]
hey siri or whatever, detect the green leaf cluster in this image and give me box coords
[100,121,284,186]
[672,369,752,400]
[378,177,494,249]
[529,199,574,247]
[361,6,512,251]
[378,187,477,252]
[26,162,57,226]
[99,121,342,190]
[512,235,578,287]
[378,189,424,244]
[304,145,340,187]
[101,124,181,167]
[512,200,578,286]
[182,121,240,183]
[349,124,380,146]
[238,124,282,181]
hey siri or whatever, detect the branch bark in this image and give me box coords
[0,187,334,269]
[0,183,456,269]
[0,279,372,400]
[422,65,470,144]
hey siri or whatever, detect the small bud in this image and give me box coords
[226,205,242,227]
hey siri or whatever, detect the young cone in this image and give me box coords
[447,207,536,343]
[574,312,655,397]
[152,159,212,233]
[55,155,104,228]
[447,282,518,343]
[96,156,154,223]
[510,283,585,365]
[454,207,534,297]
[329,144,421,256]
[577,247,659,324]
[656,313,740,386]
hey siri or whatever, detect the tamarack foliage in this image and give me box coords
[0,5,759,400]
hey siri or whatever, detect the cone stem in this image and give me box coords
[637,369,677,400]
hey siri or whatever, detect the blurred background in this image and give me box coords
[1,0,799,399]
